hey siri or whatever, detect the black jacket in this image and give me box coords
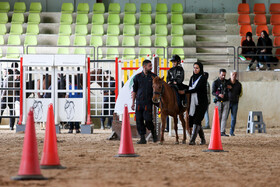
[242,39,256,54]
[167,66,184,85]
[212,78,230,102]
[257,37,272,54]
[228,80,242,103]
[133,71,157,106]
[188,75,208,107]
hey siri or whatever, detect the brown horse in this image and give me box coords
[152,77,190,144]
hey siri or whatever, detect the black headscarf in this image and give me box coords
[192,62,204,81]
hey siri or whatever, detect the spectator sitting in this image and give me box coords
[241,32,258,71]
[257,30,273,71]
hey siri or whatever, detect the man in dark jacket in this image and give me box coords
[227,71,242,136]
[167,55,188,107]
[212,69,230,136]
[132,60,157,144]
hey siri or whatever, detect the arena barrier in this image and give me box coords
[17,54,87,133]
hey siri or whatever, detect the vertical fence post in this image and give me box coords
[86,57,91,124]
[115,57,119,101]
[18,57,23,125]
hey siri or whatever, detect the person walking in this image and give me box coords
[212,69,230,137]
[227,71,242,136]
[187,62,208,145]
[131,60,157,144]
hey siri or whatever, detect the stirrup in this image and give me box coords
[181,101,187,107]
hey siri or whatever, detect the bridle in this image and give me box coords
[153,83,164,101]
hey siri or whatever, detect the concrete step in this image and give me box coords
[196,35,227,42]
[196,13,225,20]
[196,24,226,31]
[196,41,228,46]
[196,30,226,35]
[195,19,225,24]
[196,47,229,53]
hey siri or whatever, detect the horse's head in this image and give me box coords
[152,76,164,104]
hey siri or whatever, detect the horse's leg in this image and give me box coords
[185,111,191,138]
[173,115,179,144]
[159,113,166,145]
[179,114,186,144]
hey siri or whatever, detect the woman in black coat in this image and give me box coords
[257,30,273,70]
[188,62,208,145]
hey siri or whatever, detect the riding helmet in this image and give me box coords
[170,55,181,63]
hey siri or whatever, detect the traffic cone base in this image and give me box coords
[115,153,139,157]
[40,165,66,169]
[203,149,228,152]
[12,174,47,180]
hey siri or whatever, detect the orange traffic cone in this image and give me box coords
[40,104,66,169]
[12,109,47,180]
[203,106,228,152]
[115,105,139,157]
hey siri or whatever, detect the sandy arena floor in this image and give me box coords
[0,127,280,187]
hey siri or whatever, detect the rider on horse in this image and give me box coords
[167,55,188,108]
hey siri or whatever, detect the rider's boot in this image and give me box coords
[137,135,147,144]
[189,124,199,145]
[198,126,206,145]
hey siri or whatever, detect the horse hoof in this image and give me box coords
[182,140,186,144]
[174,141,179,145]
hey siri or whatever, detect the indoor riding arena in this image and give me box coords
[0,1,280,187]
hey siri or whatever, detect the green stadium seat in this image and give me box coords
[171,14,183,25]
[74,36,87,54]
[139,14,152,25]
[122,36,135,59]
[60,14,72,24]
[171,3,183,14]
[155,25,168,36]
[10,24,23,35]
[28,13,40,24]
[0,2,10,13]
[75,25,88,35]
[122,36,135,46]
[77,3,89,14]
[57,36,70,54]
[155,14,167,25]
[106,36,119,59]
[59,24,71,36]
[108,14,120,25]
[0,24,6,35]
[0,13,8,24]
[138,36,151,46]
[91,25,104,36]
[76,14,88,25]
[14,2,26,13]
[140,3,152,14]
[123,25,136,36]
[106,36,119,46]
[26,24,39,35]
[172,48,184,60]
[7,35,21,58]
[171,25,184,36]
[155,36,168,58]
[90,36,103,59]
[24,35,37,54]
[156,3,168,14]
[61,3,74,13]
[139,25,151,36]
[139,36,151,57]
[124,3,136,14]
[11,13,24,24]
[92,14,104,24]
[29,2,42,13]
[107,25,120,35]
[123,14,136,25]
[108,3,121,14]
[93,3,105,14]
[171,36,184,46]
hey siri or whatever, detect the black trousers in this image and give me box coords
[136,104,154,136]
[0,97,15,128]
[189,104,208,128]
[69,122,80,130]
